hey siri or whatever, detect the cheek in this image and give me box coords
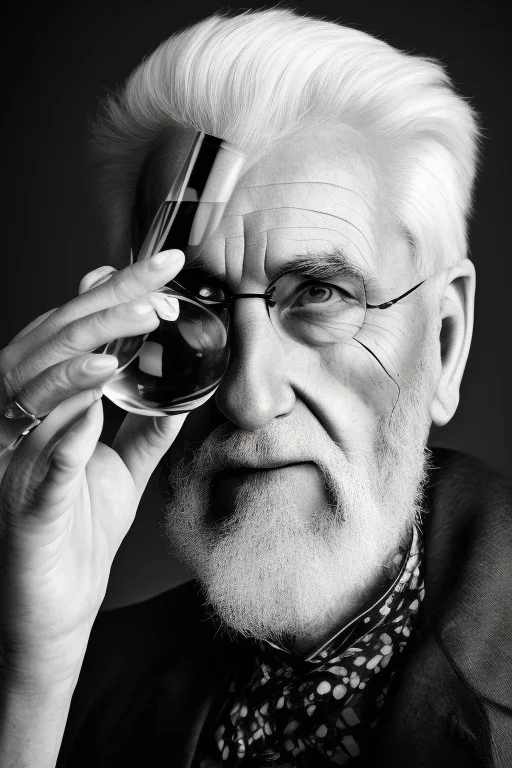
[285,308,431,447]
[317,341,400,420]
[281,341,400,454]
[356,304,432,388]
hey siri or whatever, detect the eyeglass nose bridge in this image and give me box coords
[227,291,277,309]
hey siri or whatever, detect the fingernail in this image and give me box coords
[149,249,184,269]
[83,356,118,373]
[150,293,180,321]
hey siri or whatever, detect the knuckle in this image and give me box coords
[109,272,138,305]
[3,364,25,397]
[39,307,64,339]
[91,306,116,336]
[51,444,79,473]
[47,361,74,394]
[0,346,15,376]
[59,320,88,353]
[57,308,115,356]
[41,307,64,336]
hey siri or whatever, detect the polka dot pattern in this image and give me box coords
[208,526,424,767]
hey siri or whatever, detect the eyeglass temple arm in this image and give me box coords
[366,280,425,310]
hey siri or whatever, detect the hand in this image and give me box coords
[0,249,187,691]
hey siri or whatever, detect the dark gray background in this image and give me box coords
[1,1,509,608]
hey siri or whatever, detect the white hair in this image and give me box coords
[93,7,479,270]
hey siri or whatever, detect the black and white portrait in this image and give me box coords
[0,3,510,767]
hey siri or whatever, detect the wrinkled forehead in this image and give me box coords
[238,127,380,203]
[135,125,390,278]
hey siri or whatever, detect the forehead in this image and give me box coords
[223,129,380,276]
[141,126,396,284]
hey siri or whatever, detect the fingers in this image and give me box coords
[9,309,59,345]
[8,354,118,418]
[41,399,104,511]
[1,389,102,520]
[78,266,117,295]
[13,294,162,389]
[113,411,188,498]
[4,250,185,369]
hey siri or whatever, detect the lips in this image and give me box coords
[207,461,320,524]
[214,460,316,480]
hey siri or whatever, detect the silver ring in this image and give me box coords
[1,398,42,452]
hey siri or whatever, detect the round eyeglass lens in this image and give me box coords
[102,289,230,415]
[267,271,367,346]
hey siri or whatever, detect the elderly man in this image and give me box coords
[0,7,510,768]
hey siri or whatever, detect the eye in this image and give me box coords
[299,284,333,304]
[294,281,351,308]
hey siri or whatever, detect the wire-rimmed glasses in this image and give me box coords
[100,130,427,416]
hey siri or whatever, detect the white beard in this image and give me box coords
[162,369,432,645]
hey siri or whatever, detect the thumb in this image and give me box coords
[112,411,187,497]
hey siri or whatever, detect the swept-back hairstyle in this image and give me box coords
[93,7,479,270]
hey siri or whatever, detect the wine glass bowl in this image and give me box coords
[102,287,230,415]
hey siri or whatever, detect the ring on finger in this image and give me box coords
[1,370,43,453]
[3,367,40,421]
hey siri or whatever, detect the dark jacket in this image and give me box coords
[57,449,512,768]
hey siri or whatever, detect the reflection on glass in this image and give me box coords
[101,132,245,415]
[103,286,230,416]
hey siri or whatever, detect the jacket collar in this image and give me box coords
[423,448,512,713]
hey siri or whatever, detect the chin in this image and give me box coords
[163,417,431,645]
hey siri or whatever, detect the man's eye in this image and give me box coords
[294,282,350,307]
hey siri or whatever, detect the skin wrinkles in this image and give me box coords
[163,130,422,454]
[202,232,371,285]
[358,293,430,381]
[159,129,446,645]
[225,184,377,268]
[228,186,376,252]
[353,339,401,417]
[239,214,374,266]
[235,182,374,232]
[215,225,370,280]
[237,179,374,203]
[195,225,410,402]
[184,135,423,441]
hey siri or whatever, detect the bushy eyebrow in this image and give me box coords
[183,247,371,288]
[269,249,369,284]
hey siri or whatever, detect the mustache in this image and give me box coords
[161,417,349,523]
[165,417,344,478]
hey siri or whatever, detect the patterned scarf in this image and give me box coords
[207,525,424,767]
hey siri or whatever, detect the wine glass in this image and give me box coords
[101,132,245,415]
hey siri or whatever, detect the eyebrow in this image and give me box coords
[269,249,369,284]
[185,247,370,287]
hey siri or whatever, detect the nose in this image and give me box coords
[215,298,296,430]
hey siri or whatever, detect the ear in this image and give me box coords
[430,258,476,426]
